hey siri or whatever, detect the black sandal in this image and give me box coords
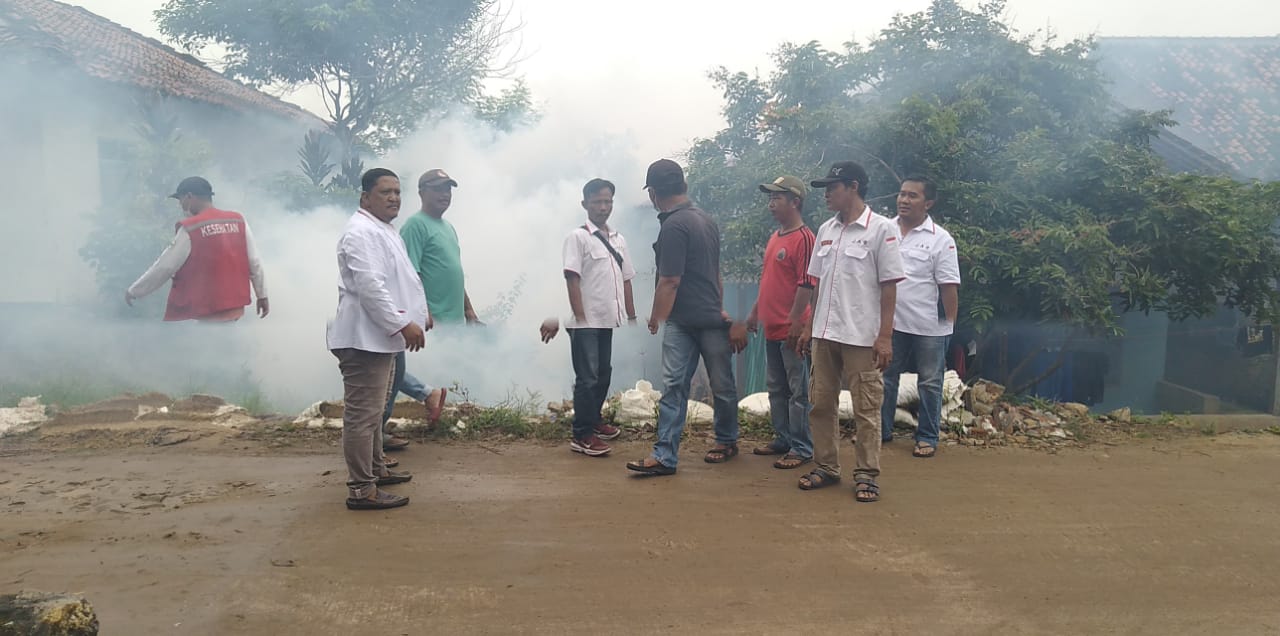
[798,470,840,490]
[704,444,739,463]
[854,480,880,503]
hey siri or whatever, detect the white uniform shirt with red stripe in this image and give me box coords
[891,215,961,337]
[562,219,636,329]
[807,206,905,347]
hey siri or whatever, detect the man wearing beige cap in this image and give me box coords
[745,175,815,470]
[400,169,480,324]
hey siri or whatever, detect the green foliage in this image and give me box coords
[686,0,1280,340]
[79,96,211,316]
[473,79,540,133]
[298,129,336,187]
[266,172,360,213]
[156,0,528,152]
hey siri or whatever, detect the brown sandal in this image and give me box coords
[773,453,812,470]
[752,442,789,456]
[704,444,739,463]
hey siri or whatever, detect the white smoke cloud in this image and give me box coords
[155,107,673,412]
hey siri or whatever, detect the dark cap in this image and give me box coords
[759,175,807,198]
[643,159,685,190]
[169,176,213,198]
[418,168,458,189]
[809,161,867,188]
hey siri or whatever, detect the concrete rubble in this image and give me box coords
[285,373,1113,450]
[0,396,48,437]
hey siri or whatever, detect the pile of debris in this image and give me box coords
[605,374,1099,450]
[0,396,48,437]
[286,374,1119,451]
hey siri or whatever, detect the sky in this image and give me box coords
[68,0,1280,160]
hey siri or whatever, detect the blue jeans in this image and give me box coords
[383,351,432,429]
[653,322,739,468]
[765,339,813,458]
[568,328,613,441]
[881,331,949,446]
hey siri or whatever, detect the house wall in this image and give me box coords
[1162,307,1278,413]
[0,67,111,304]
[0,65,315,306]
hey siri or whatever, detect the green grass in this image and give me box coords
[0,376,141,409]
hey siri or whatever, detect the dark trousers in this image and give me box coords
[569,328,613,440]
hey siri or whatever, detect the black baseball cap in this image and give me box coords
[809,161,867,188]
[643,159,685,190]
[169,176,214,198]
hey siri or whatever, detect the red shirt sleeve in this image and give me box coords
[794,227,817,288]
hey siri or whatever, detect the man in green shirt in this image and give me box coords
[400,169,480,324]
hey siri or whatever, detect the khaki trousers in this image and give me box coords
[333,348,396,499]
[809,338,883,481]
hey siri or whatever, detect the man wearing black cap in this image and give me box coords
[626,159,746,476]
[787,161,904,502]
[125,176,269,322]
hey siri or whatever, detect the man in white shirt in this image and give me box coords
[557,178,637,457]
[789,161,904,503]
[327,168,431,511]
[882,176,960,458]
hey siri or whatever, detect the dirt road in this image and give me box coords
[3,430,1279,635]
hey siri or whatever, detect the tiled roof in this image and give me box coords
[0,0,325,127]
[1097,37,1280,180]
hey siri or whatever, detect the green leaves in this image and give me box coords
[686,0,1280,338]
[156,0,515,152]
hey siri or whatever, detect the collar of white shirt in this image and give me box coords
[584,218,616,237]
[835,205,873,228]
[893,215,936,235]
[357,207,392,226]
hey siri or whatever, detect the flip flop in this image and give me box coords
[427,388,448,425]
[912,443,937,458]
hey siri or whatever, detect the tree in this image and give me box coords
[80,95,212,317]
[155,0,523,153]
[685,0,1280,391]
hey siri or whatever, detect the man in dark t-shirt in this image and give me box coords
[626,159,746,476]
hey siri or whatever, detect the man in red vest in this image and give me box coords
[126,177,268,322]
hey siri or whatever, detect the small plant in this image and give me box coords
[1200,422,1218,436]
[737,408,774,440]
